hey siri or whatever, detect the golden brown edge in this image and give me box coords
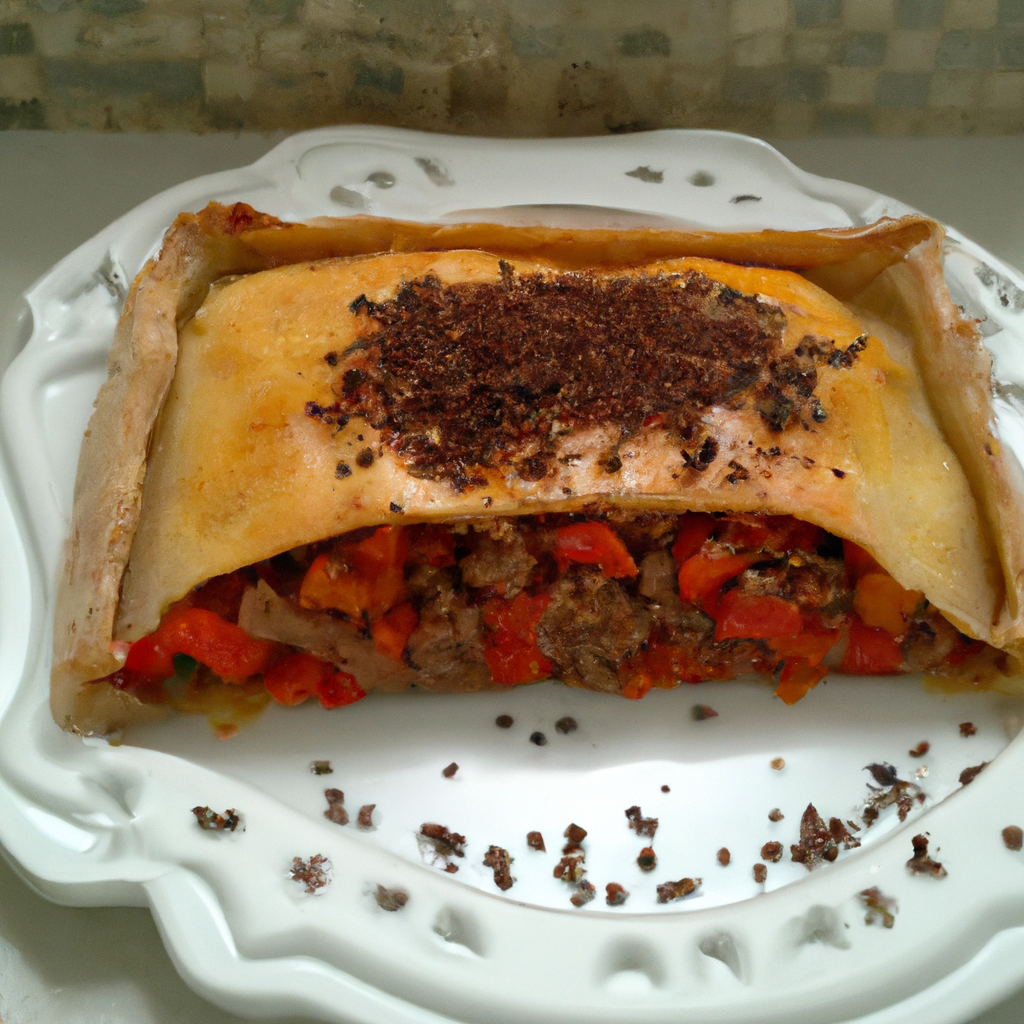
[50,203,1014,734]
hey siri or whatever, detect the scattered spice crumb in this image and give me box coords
[1003,826,1023,851]
[554,853,586,881]
[323,788,349,826]
[310,760,333,775]
[717,847,731,866]
[753,863,767,884]
[860,886,897,928]
[570,880,596,906]
[909,742,929,758]
[862,766,924,825]
[771,757,785,771]
[605,882,629,906]
[637,847,657,871]
[563,823,587,848]
[656,877,700,902]
[790,804,861,869]
[483,845,515,890]
[959,762,989,786]
[692,704,718,721]
[915,765,929,779]
[555,716,578,734]
[661,784,670,793]
[418,823,466,873]
[496,714,514,729]
[357,804,376,830]
[191,806,241,832]
[442,761,459,778]
[768,807,784,822]
[530,731,547,746]
[625,805,658,838]
[959,721,977,737]
[375,884,408,911]
[760,841,783,863]
[906,833,946,878]
[290,854,331,893]
[526,830,546,851]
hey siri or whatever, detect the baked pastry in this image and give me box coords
[51,202,1024,735]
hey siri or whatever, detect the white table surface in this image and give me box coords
[1,130,1023,1024]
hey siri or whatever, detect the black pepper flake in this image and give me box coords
[356,447,374,469]
[530,731,547,746]
[752,863,767,884]
[909,741,929,758]
[725,459,749,484]
[555,716,577,734]
[389,501,405,514]
[323,788,349,826]
[602,453,623,474]
[495,714,514,729]
[335,461,351,478]
[832,468,845,478]
[1003,826,1023,851]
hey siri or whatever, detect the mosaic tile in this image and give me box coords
[936,29,999,70]
[875,69,931,106]
[0,21,33,54]
[894,0,943,30]
[843,32,886,66]
[793,0,842,29]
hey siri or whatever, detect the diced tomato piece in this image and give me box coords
[263,652,365,708]
[407,524,457,567]
[843,539,884,584]
[853,572,923,638]
[299,526,408,620]
[716,515,822,556]
[677,550,761,607]
[481,591,552,686]
[769,628,839,666]
[371,602,419,662]
[713,591,802,641]
[775,658,828,705]
[945,634,985,667]
[125,606,276,683]
[553,522,637,578]
[840,613,903,675]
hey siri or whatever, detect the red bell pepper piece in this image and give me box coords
[677,550,761,607]
[840,613,903,675]
[263,652,365,708]
[299,526,408,620]
[713,591,802,641]
[371,602,419,662]
[481,591,553,686]
[188,570,250,623]
[125,606,276,683]
[670,513,717,564]
[553,522,637,578]
[843,539,884,584]
[775,658,828,705]
[769,628,839,666]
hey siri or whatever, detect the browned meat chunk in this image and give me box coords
[459,525,536,598]
[537,567,651,692]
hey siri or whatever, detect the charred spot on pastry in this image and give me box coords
[832,468,845,478]
[324,351,338,366]
[601,453,623,474]
[335,461,352,479]
[291,854,330,893]
[356,448,374,469]
[681,436,719,472]
[389,501,404,514]
[726,460,749,484]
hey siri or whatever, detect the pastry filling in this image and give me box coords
[101,511,989,708]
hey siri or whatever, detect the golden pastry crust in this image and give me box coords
[51,203,1024,734]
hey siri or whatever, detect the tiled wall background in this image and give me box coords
[2,0,1024,135]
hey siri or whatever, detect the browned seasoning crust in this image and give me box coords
[51,201,1024,734]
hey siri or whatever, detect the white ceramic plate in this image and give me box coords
[4,127,1024,1024]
